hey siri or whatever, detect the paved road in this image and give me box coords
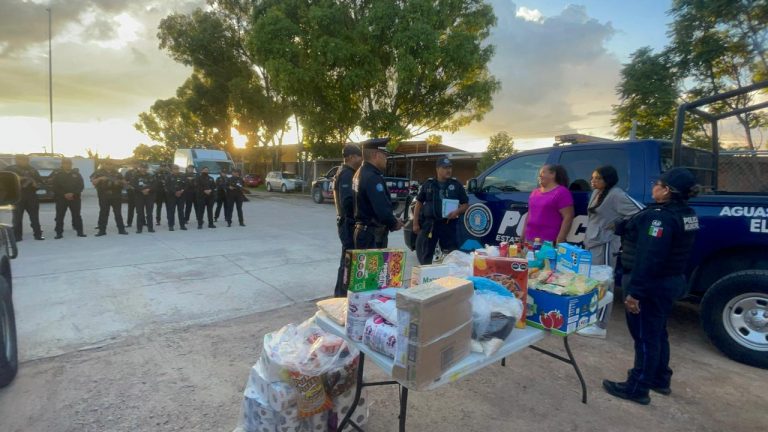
[12,191,411,361]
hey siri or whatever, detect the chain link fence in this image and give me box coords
[718,151,768,193]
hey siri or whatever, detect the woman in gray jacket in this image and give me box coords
[579,165,642,338]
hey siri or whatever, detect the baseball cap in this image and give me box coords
[436,157,452,168]
[342,144,362,157]
[659,167,696,196]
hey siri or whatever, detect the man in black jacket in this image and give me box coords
[6,154,44,241]
[183,165,197,224]
[165,164,187,231]
[214,167,229,222]
[333,144,362,297]
[131,163,157,234]
[225,169,246,227]
[154,164,168,226]
[195,166,217,229]
[91,160,128,237]
[50,158,86,238]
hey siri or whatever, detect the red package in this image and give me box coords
[473,255,529,328]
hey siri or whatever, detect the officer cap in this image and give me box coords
[342,144,362,158]
[659,167,696,196]
[359,138,391,154]
[436,157,452,168]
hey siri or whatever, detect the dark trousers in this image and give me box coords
[155,191,165,223]
[334,219,355,298]
[12,191,42,240]
[135,192,156,230]
[195,193,215,225]
[183,190,196,223]
[225,193,244,223]
[165,194,185,228]
[415,219,459,265]
[126,190,135,226]
[97,193,125,231]
[624,274,685,394]
[215,190,227,219]
[54,196,84,235]
[353,224,388,249]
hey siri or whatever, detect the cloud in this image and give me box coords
[461,2,620,142]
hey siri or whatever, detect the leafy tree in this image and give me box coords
[477,131,515,173]
[250,0,500,151]
[132,144,175,163]
[135,91,225,151]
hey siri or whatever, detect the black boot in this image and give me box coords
[169,226,174,231]
[239,221,245,227]
[627,369,671,395]
[227,221,232,227]
[198,223,203,229]
[118,230,129,235]
[602,380,650,405]
[180,225,187,231]
[95,230,107,237]
[54,233,63,239]
[208,223,216,228]
[77,232,87,238]
[34,233,45,240]
[148,227,155,233]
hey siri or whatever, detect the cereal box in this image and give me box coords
[556,243,592,276]
[345,249,405,292]
[472,255,529,328]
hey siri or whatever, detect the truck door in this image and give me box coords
[459,152,550,250]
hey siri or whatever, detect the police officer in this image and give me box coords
[352,138,403,248]
[225,169,246,227]
[123,165,137,228]
[214,167,229,222]
[182,165,197,224]
[165,164,187,231]
[7,154,45,241]
[91,160,128,236]
[195,166,217,229]
[50,158,86,239]
[333,144,363,297]
[413,157,469,264]
[603,168,700,405]
[132,163,157,233]
[154,164,169,226]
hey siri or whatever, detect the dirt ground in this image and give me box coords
[1,297,765,432]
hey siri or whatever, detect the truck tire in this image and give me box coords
[700,270,768,369]
[312,187,324,204]
[0,276,18,388]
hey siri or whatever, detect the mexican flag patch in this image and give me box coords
[648,226,664,237]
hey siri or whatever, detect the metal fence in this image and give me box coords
[718,151,768,193]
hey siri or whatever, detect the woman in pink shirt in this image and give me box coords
[521,164,574,245]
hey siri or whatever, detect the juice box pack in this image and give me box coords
[472,255,529,328]
[345,249,405,292]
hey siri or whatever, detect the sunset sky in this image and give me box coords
[1,0,675,158]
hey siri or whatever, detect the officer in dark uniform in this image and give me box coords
[352,138,403,249]
[195,166,217,229]
[131,163,157,233]
[224,169,246,227]
[91,160,128,236]
[50,158,86,239]
[183,165,197,224]
[214,167,229,222]
[165,164,187,231]
[6,154,45,241]
[603,168,700,405]
[123,165,137,228]
[333,144,363,297]
[154,164,169,226]
[413,157,469,265]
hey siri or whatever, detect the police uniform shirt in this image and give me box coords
[227,176,244,194]
[619,201,699,298]
[416,177,468,220]
[51,168,84,196]
[132,172,156,193]
[333,164,356,220]
[7,164,43,192]
[166,172,186,195]
[92,168,123,194]
[353,162,398,230]
[196,174,216,194]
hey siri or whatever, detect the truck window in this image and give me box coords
[660,143,718,192]
[481,153,548,192]
[558,148,629,191]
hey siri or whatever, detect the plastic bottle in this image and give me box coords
[533,237,542,252]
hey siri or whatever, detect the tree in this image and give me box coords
[477,131,515,173]
[250,0,500,151]
[132,144,174,163]
[135,91,225,151]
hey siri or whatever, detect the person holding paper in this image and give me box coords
[413,157,469,264]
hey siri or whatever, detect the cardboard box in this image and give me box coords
[409,264,455,287]
[392,321,472,390]
[395,277,474,346]
[472,255,529,328]
[556,243,592,276]
[526,288,599,336]
[344,249,405,292]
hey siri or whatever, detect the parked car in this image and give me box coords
[265,171,304,193]
[243,174,263,188]
[0,171,20,388]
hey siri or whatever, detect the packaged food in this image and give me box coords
[316,297,347,325]
[472,255,529,328]
[344,249,405,292]
[368,296,398,323]
[363,315,398,358]
[287,370,333,418]
[556,243,592,275]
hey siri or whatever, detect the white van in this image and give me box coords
[173,149,235,179]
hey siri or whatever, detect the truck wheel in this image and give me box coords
[0,277,18,388]
[281,184,288,193]
[312,187,324,204]
[266,183,272,192]
[701,270,768,369]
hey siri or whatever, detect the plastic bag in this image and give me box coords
[468,276,514,298]
[440,250,474,276]
[590,265,614,299]
[471,291,523,356]
[368,296,398,324]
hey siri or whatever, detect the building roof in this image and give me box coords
[391,140,466,154]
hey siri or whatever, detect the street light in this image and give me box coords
[46,7,54,155]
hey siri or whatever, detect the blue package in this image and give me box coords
[467,276,514,297]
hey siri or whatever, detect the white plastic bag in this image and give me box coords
[440,250,474,276]
[471,291,523,356]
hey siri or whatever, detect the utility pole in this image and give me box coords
[47,7,54,155]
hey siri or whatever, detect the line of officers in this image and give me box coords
[4,155,248,241]
[332,138,469,297]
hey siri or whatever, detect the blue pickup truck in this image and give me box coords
[406,82,768,369]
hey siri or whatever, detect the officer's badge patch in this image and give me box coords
[448,184,455,191]
[683,216,699,231]
[651,219,662,227]
[375,183,384,192]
